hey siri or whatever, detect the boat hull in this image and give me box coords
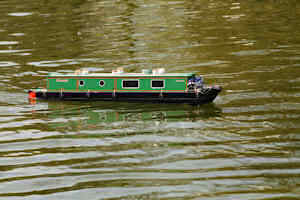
[29,86,221,105]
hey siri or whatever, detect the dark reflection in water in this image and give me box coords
[43,102,222,131]
[0,0,300,199]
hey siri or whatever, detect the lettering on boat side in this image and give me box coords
[176,80,185,82]
[56,79,69,83]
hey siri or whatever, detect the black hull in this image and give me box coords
[30,87,221,105]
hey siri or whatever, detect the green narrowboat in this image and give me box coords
[28,68,222,104]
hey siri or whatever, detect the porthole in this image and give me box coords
[79,80,85,86]
[99,80,105,87]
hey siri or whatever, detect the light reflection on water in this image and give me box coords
[0,0,300,199]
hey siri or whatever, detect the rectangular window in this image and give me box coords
[122,80,139,88]
[151,80,164,88]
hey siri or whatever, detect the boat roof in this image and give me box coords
[48,72,196,78]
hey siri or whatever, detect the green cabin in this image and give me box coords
[47,69,195,93]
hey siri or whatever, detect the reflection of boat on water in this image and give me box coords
[45,101,222,130]
[29,68,222,105]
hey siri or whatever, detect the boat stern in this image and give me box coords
[28,88,47,99]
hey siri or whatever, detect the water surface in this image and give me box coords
[0,0,300,199]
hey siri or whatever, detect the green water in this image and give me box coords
[0,0,300,199]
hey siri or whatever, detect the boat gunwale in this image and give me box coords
[45,89,189,93]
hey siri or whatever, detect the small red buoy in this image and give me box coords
[28,91,36,99]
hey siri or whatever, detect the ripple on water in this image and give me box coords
[7,12,33,17]
[0,41,18,45]
[0,61,19,67]
[0,49,32,54]
[9,33,25,37]
[230,49,272,56]
[27,58,105,69]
